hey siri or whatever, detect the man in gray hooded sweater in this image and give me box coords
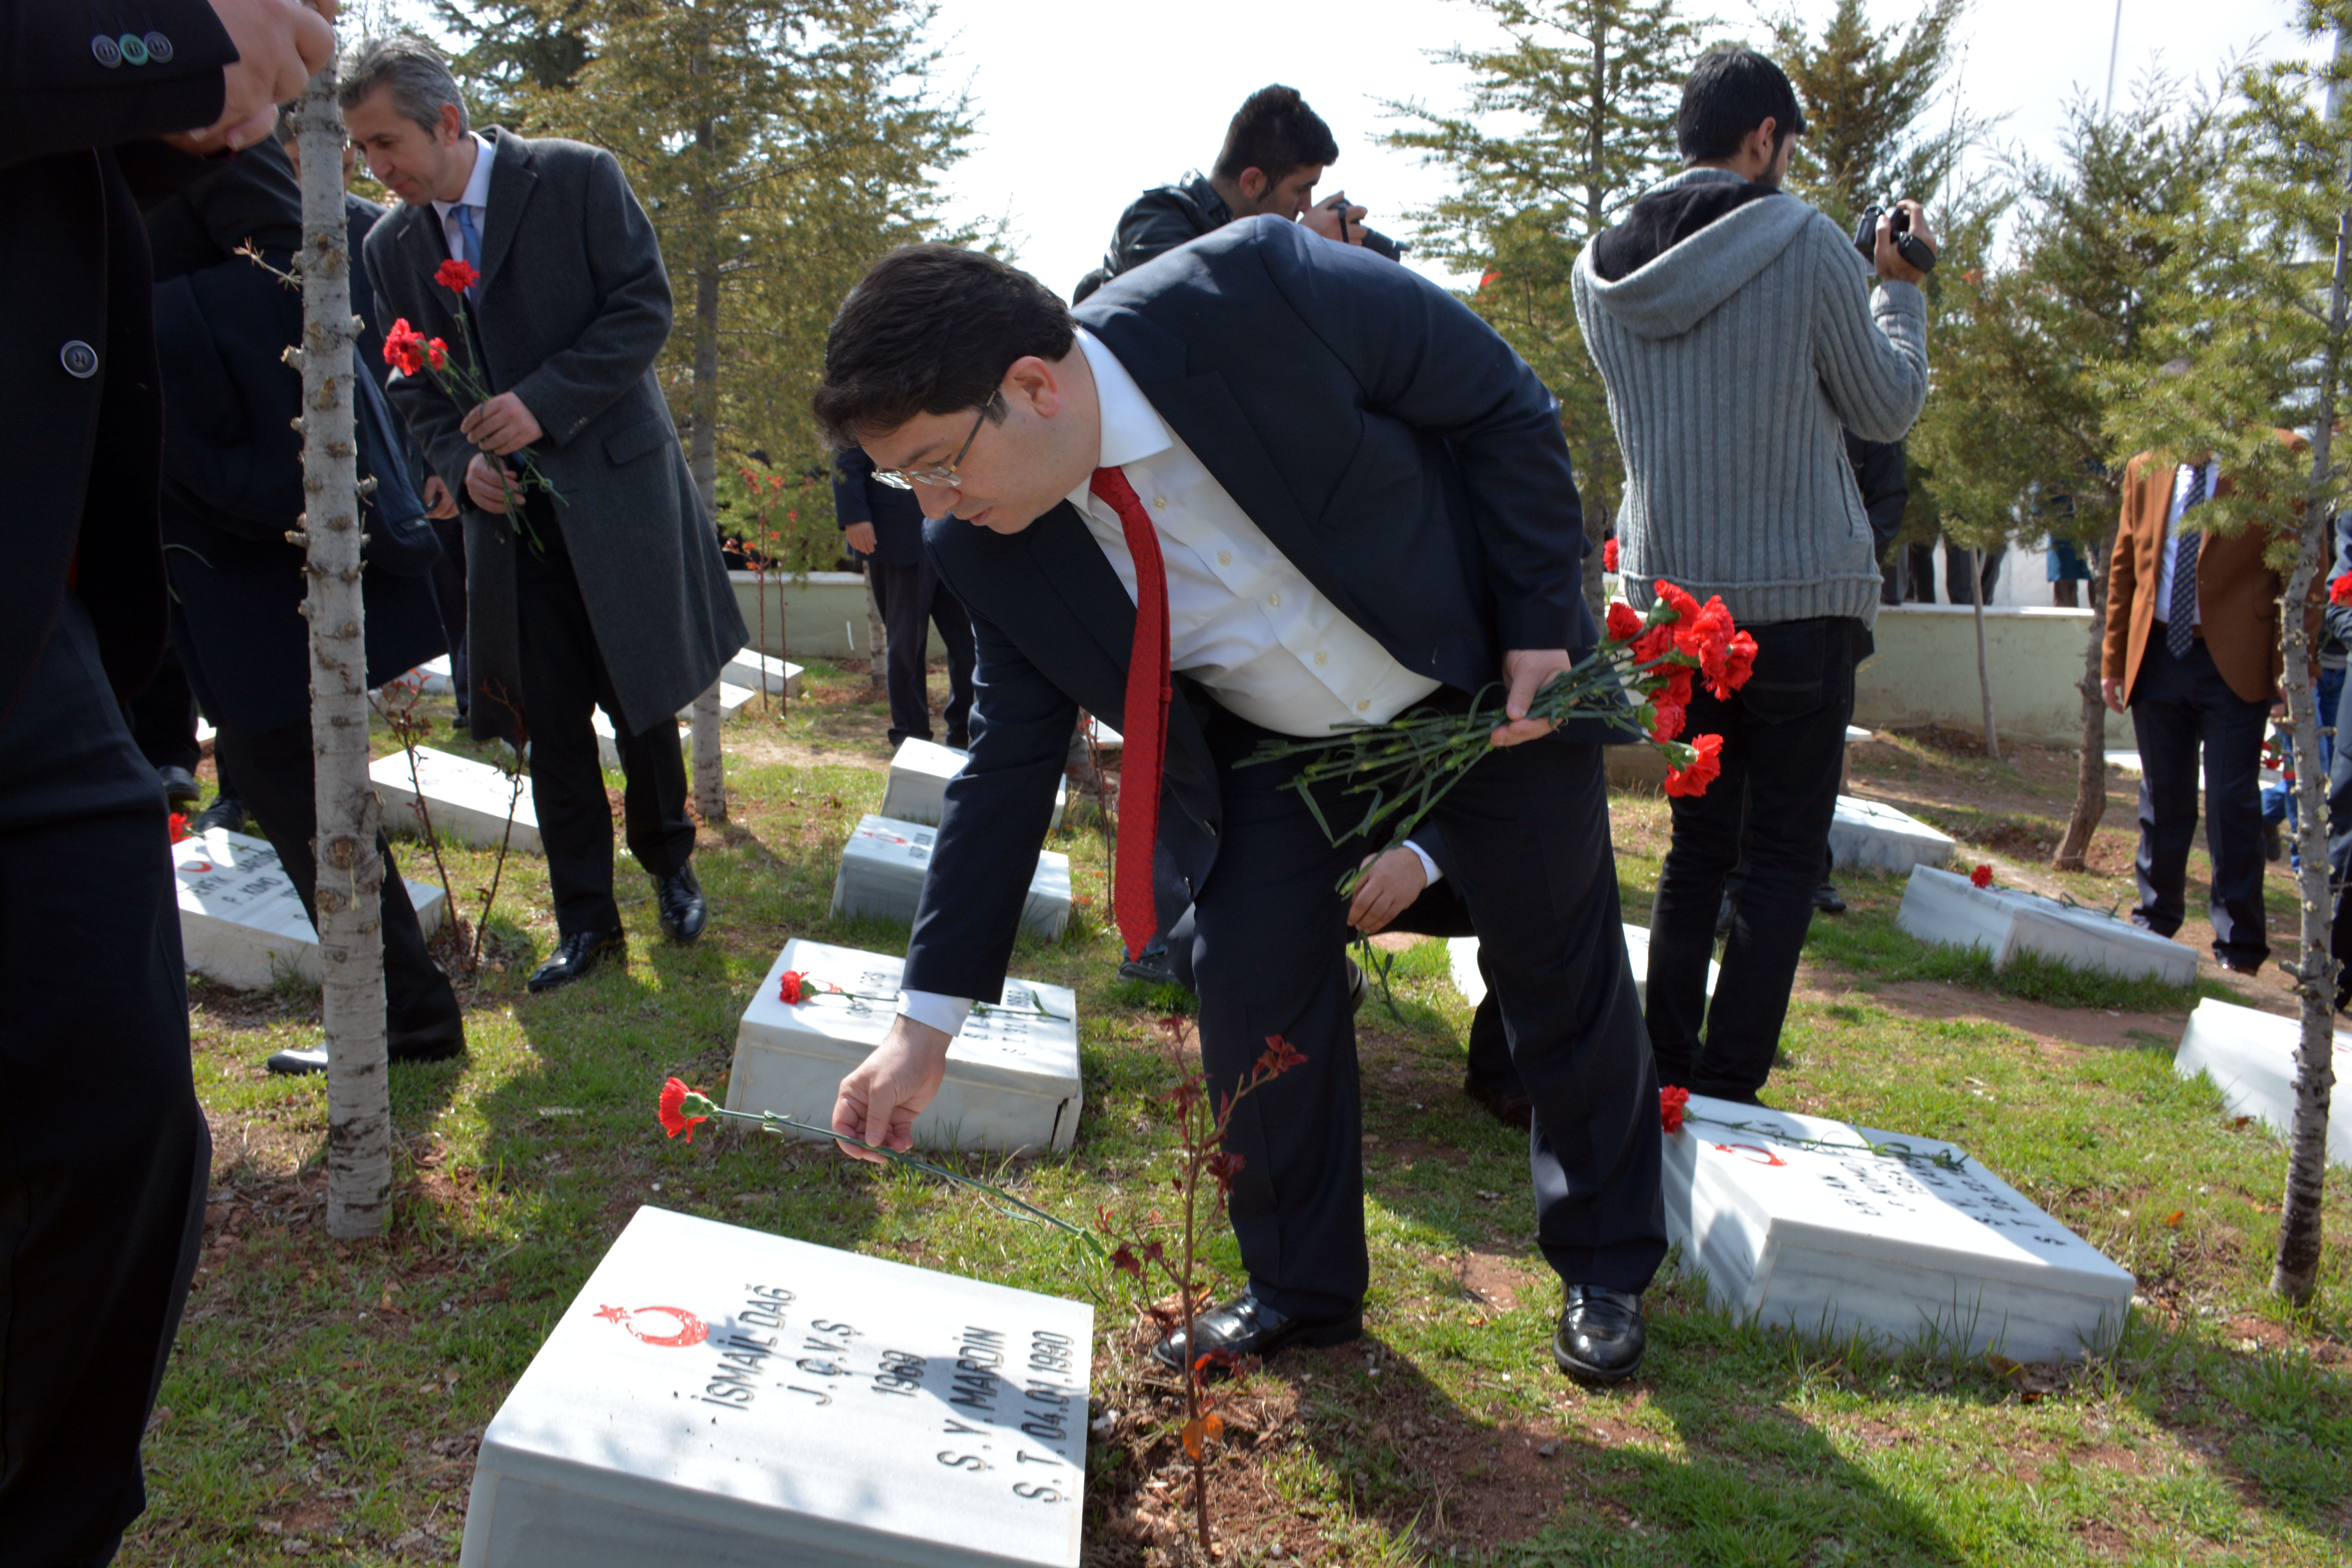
[1572,48,1930,1104]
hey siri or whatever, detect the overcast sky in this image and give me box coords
[923,0,2322,297]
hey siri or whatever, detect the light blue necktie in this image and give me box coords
[2167,463,2208,659]
[453,203,483,303]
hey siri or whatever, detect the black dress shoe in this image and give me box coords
[158,765,202,808]
[1463,1073,1534,1131]
[1118,936,1178,987]
[264,1002,466,1075]
[189,795,252,835]
[655,864,707,942]
[1149,1290,1361,1375]
[528,929,624,993]
[1553,1284,1647,1384]
[1812,880,1847,915]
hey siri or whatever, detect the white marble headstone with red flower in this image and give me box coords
[173,828,446,991]
[1895,864,2195,985]
[457,1206,1090,1568]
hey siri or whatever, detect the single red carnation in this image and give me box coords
[1657,664,1694,710]
[1710,630,1758,700]
[1660,1085,1690,1134]
[1603,537,1619,573]
[1606,602,1643,643]
[778,969,807,1004]
[1664,733,1724,797]
[2333,571,2352,608]
[436,258,481,294]
[382,318,426,376]
[1970,864,1993,889]
[1631,624,1676,666]
[1653,580,1700,627]
[169,811,191,842]
[426,337,448,372]
[657,1076,710,1143]
[1650,701,1686,742]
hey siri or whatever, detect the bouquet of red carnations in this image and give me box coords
[1244,581,1753,889]
[380,258,560,554]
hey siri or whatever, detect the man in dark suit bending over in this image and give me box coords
[816,233,1666,1384]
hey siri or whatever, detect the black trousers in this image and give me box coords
[215,718,458,1027]
[1649,617,1866,1100]
[2130,635,2270,967]
[868,557,975,750]
[515,510,694,936]
[123,639,200,776]
[0,608,208,1567]
[429,514,468,718]
[1189,703,1664,1315]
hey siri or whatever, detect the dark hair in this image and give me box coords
[1676,49,1805,164]
[1212,85,1340,184]
[338,34,468,135]
[813,245,1076,447]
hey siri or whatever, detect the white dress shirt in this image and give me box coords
[2153,461,2216,629]
[430,132,496,274]
[898,329,1443,1038]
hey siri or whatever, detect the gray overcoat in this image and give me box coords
[365,127,745,742]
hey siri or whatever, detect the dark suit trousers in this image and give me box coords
[214,719,457,1027]
[514,508,693,936]
[1190,705,1664,1317]
[0,605,208,1567]
[124,639,200,776]
[867,557,975,749]
[2129,635,2270,967]
[1648,617,1865,1100]
[429,514,468,717]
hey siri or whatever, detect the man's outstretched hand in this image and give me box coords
[464,452,521,512]
[165,0,336,154]
[1492,648,1573,747]
[831,1015,952,1161]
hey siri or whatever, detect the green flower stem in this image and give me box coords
[1684,1112,1970,1171]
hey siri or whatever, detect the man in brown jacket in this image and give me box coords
[2102,439,2307,972]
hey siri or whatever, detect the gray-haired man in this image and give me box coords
[341,36,746,992]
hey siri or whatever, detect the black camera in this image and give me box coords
[1853,203,1936,274]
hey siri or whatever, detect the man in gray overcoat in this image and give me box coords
[345,35,746,992]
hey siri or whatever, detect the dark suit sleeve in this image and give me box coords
[0,0,235,170]
[1251,222,1583,652]
[1845,433,1909,562]
[832,448,875,529]
[511,148,675,448]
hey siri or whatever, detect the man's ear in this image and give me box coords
[439,102,466,146]
[1236,166,1268,204]
[1004,356,1063,421]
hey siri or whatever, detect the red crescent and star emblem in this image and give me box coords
[1713,1142,1789,1167]
[594,1303,710,1347]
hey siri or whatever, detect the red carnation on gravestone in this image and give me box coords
[1603,537,1619,573]
[435,257,480,295]
[1970,864,1993,888]
[169,811,191,842]
[1660,1085,1690,1134]
[777,969,808,1004]
[657,1076,712,1143]
[2333,571,2352,608]
[1664,733,1723,797]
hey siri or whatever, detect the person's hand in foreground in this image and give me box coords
[1347,846,1428,935]
[1301,193,1369,245]
[1875,199,1936,287]
[831,1014,951,1161]
[165,0,336,155]
[2102,675,2128,714]
[1492,647,1573,746]
[422,474,459,521]
[461,392,544,457]
[843,521,878,555]
[464,452,521,512]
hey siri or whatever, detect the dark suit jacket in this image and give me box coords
[1843,432,1908,563]
[2104,438,2320,706]
[364,128,745,739]
[906,215,1592,1000]
[831,446,929,566]
[142,138,445,735]
[0,0,237,726]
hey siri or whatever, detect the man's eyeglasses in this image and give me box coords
[872,395,998,490]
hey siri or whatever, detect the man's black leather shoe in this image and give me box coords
[655,864,707,942]
[1149,1291,1361,1375]
[158,765,202,808]
[1813,880,1847,915]
[265,997,467,1074]
[1118,936,1178,987]
[1553,1284,1646,1384]
[528,929,624,993]
[1463,1073,1534,1131]
[189,794,252,834]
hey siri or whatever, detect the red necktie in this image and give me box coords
[1089,466,1171,961]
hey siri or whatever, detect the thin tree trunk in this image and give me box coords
[1577,21,1610,628]
[2054,524,2115,869]
[2274,24,2351,1303]
[294,70,389,1241]
[686,109,724,820]
[864,566,887,693]
[1971,546,2000,759]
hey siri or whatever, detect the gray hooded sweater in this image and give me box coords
[1571,167,1928,629]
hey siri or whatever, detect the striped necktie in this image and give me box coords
[2167,463,2208,659]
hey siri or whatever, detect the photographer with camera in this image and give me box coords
[1071,84,1399,303]
[1571,48,1931,1106]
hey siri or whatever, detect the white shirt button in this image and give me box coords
[1153,495,1168,510]
[1356,699,1372,711]
[1267,592,1281,608]
[1217,550,1232,566]
[1314,651,1328,666]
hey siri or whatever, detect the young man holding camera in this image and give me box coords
[1572,48,1931,1105]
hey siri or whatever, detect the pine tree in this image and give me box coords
[2104,4,2349,1303]
[1768,0,1978,232]
[1383,0,1706,609]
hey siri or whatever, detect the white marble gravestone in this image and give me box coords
[1895,865,2195,985]
[370,746,543,854]
[416,654,455,695]
[880,740,1067,832]
[2175,997,2352,1169]
[1664,1093,2133,1361]
[173,828,446,991]
[721,646,805,700]
[1844,725,1873,744]
[1448,925,1715,1013]
[833,814,1071,943]
[730,939,1083,1154]
[1827,795,1954,874]
[457,1206,1091,1568]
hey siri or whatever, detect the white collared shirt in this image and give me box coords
[429,132,495,275]
[2154,461,2216,628]
[898,328,1443,1038]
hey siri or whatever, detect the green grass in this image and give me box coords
[130,686,2352,1566]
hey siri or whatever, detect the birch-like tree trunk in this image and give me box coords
[2273,24,2352,1304]
[865,568,888,694]
[2054,525,2114,870]
[682,102,725,821]
[1971,545,2000,759]
[292,71,390,1241]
